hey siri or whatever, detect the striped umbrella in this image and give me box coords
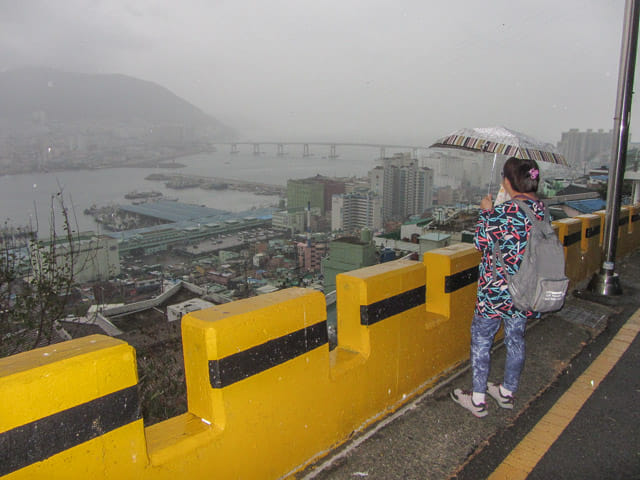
[431,126,567,194]
[431,126,567,165]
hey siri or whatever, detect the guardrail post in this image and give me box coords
[424,243,481,321]
[576,214,602,281]
[618,206,632,256]
[553,218,583,287]
[0,335,146,478]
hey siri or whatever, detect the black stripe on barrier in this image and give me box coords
[444,266,479,293]
[0,384,140,477]
[359,285,426,326]
[563,231,582,247]
[632,214,640,223]
[619,216,630,226]
[585,225,601,238]
[209,320,328,388]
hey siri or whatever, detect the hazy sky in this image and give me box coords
[1,0,637,145]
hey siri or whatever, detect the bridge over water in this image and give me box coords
[211,141,433,159]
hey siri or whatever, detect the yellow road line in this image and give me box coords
[489,308,640,480]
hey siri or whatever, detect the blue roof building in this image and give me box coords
[564,198,607,214]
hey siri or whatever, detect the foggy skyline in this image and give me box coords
[1,1,637,145]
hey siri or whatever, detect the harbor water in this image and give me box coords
[0,145,387,237]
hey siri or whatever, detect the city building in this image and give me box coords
[272,210,306,233]
[418,232,451,253]
[167,298,215,322]
[321,230,378,292]
[435,185,454,205]
[31,234,121,284]
[372,217,443,258]
[287,178,324,213]
[368,153,434,222]
[400,217,433,241]
[423,149,490,189]
[331,190,382,233]
[372,233,420,256]
[557,128,613,168]
[321,178,347,213]
[412,166,434,216]
[286,175,346,215]
[368,166,385,197]
[296,241,328,272]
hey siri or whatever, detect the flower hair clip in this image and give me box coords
[529,168,539,179]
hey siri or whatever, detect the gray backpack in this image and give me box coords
[493,199,569,313]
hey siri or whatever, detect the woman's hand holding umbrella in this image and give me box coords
[480,194,493,211]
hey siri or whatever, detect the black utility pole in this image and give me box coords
[590,0,640,295]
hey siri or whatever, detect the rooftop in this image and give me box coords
[333,236,369,245]
[565,198,607,213]
[104,201,275,241]
[419,232,451,242]
[120,200,236,222]
[555,184,594,196]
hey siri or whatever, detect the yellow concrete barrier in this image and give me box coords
[424,243,481,322]
[594,209,606,247]
[552,218,583,287]
[333,259,431,432]
[0,335,146,479]
[575,214,602,281]
[631,204,640,246]
[0,249,483,479]
[2,230,637,479]
[591,207,639,261]
[154,287,333,479]
[331,249,477,432]
[423,243,483,357]
[336,259,425,357]
[618,206,632,257]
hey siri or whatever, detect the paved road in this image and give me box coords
[456,292,640,479]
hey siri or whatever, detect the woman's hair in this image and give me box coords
[502,156,540,193]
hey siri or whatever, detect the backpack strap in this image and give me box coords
[512,199,547,225]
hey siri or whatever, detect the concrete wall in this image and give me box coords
[1,206,639,479]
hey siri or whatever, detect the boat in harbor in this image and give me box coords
[145,173,171,181]
[165,177,202,189]
[201,182,228,190]
[125,190,163,200]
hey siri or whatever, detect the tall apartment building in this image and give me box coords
[369,153,434,222]
[557,129,613,167]
[331,190,382,233]
[286,176,346,215]
[412,167,434,216]
[368,167,385,197]
[287,178,324,213]
[423,149,497,189]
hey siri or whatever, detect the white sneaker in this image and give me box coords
[487,382,514,409]
[450,389,488,418]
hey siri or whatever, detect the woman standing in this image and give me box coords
[451,156,544,417]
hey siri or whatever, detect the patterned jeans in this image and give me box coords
[471,314,527,394]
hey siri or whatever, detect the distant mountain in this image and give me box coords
[0,67,235,138]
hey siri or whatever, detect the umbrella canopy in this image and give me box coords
[431,126,568,166]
